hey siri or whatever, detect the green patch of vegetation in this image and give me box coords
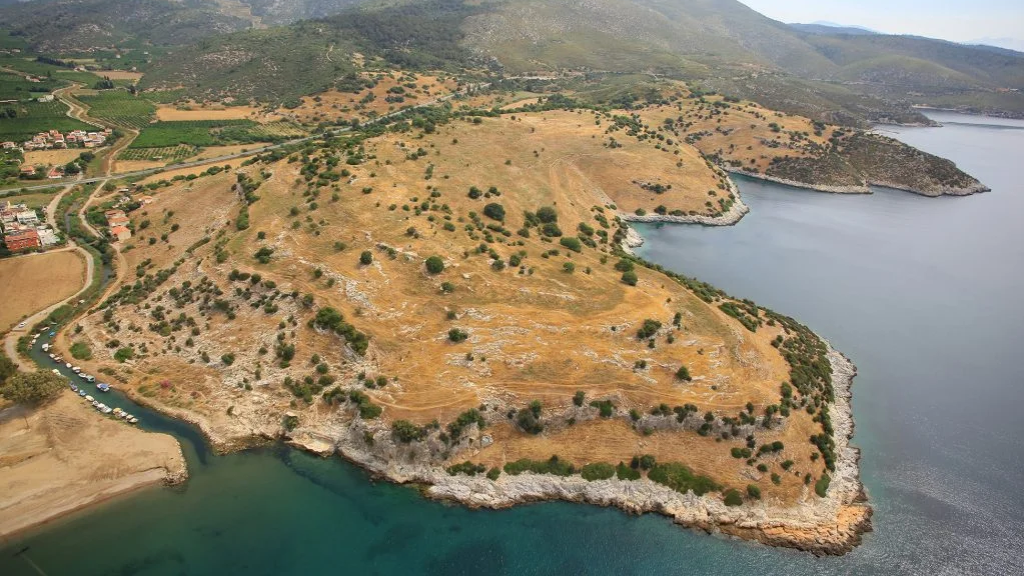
[581,462,616,481]
[69,341,92,361]
[312,307,370,355]
[392,419,428,443]
[76,90,154,129]
[647,462,720,496]
[616,462,641,480]
[446,461,487,476]
[815,473,831,497]
[0,100,93,142]
[504,456,575,477]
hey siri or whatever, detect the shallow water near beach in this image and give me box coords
[2,111,1022,575]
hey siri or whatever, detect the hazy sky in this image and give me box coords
[739,0,1024,47]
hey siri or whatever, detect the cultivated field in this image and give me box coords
[0,250,86,331]
[24,149,84,166]
[76,90,155,129]
[0,100,93,142]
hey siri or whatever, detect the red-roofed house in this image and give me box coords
[4,229,40,251]
[110,225,132,242]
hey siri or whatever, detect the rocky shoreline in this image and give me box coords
[726,168,989,198]
[273,341,871,556]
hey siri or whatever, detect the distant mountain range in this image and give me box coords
[1,0,1021,120]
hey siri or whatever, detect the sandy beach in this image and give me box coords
[0,392,186,541]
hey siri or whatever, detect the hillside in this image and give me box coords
[0,0,252,51]
[48,98,877,553]
[6,0,1022,119]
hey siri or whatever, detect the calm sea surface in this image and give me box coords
[1,111,1021,575]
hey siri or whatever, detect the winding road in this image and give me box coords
[3,181,95,370]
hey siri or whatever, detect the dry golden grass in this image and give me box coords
[98,70,144,81]
[287,72,460,124]
[154,105,267,122]
[639,94,833,173]
[70,107,830,502]
[135,160,246,185]
[114,159,167,173]
[24,149,83,166]
[123,171,239,272]
[184,143,269,162]
[0,251,86,331]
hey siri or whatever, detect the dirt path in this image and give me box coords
[54,85,140,176]
[3,180,96,368]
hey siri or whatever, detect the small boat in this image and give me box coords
[42,343,49,351]
[51,368,61,376]
[85,395,95,402]
[90,401,99,408]
[48,353,56,360]
[78,390,87,397]
[72,366,81,373]
[96,383,110,392]
[70,384,78,392]
[65,362,72,369]
[101,406,113,414]
[84,375,95,383]
[127,417,138,424]
[113,407,123,416]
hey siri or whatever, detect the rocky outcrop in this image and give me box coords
[280,341,870,556]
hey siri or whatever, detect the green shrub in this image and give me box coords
[815,474,831,497]
[448,328,469,343]
[359,250,373,265]
[114,347,134,362]
[486,467,501,481]
[581,462,616,481]
[447,461,487,476]
[503,456,574,476]
[621,271,638,286]
[425,255,445,274]
[648,462,720,496]
[483,203,505,221]
[637,319,662,340]
[559,237,582,252]
[616,462,641,480]
[573,390,585,407]
[675,365,692,381]
[723,489,743,506]
[747,484,762,499]
[392,420,426,443]
[590,399,614,417]
[70,341,92,361]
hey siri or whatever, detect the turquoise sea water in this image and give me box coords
[1,111,1021,575]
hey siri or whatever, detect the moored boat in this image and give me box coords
[96,383,110,392]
